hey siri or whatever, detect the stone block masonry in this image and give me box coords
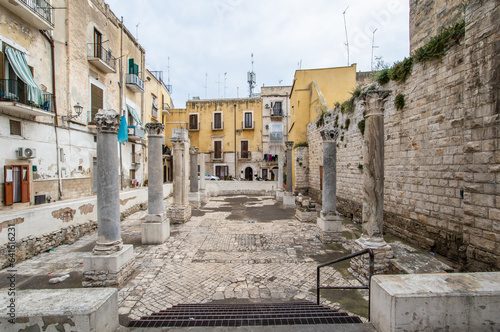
[304,2,500,271]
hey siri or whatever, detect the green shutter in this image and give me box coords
[128,58,134,74]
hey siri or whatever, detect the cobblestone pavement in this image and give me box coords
[1,195,366,322]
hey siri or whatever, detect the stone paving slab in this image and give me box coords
[0,195,367,327]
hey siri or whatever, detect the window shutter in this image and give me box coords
[128,58,134,74]
[0,51,4,80]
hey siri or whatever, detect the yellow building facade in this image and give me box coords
[288,65,357,189]
[163,98,263,180]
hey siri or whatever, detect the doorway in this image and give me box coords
[4,165,29,206]
[244,167,253,181]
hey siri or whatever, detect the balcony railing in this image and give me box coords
[6,0,54,29]
[271,108,284,117]
[126,74,144,93]
[238,151,252,160]
[188,122,199,131]
[128,125,146,141]
[87,43,116,73]
[210,152,223,161]
[162,103,170,111]
[242,121,255,130]
[211,122,224,130]
[0,79,55,116]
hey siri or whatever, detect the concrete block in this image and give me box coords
[283,193,295,208]
[145,213,166,222]
[142,221,170,244]
[371,272,500,332]
[0,288,118,332]
[317,212,342,232]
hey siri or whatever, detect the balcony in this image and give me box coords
[127,125,145,142]
[0,0,54,30]
[0,79,55,117]
[238,151,252,160]
[188,122,199,131]
[126,74,144,93]
[210,152,223,161]
[162,103,171,114]
[211,122,224,130]
[87,43,116,73]
[271,108,284,119]
[130,161,141,171]
[242,121,255,130]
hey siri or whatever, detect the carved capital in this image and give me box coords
[361,90,391,117]
[95,109,120,133]
[189,147,199,155]
[320,129,340,142]
[285,141,294,150]
[145,122,165,136]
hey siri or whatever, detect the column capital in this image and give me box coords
[285,141,294,150]
[189,147,199,155]
[95,109,120,133]
[169,136,183,146]
[145,122,165,136]
[361,90,391,117]
[320,129,340,142]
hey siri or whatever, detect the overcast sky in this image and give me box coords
[106,0,410,107]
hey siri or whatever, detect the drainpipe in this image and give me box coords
[41,29,63,200]
[234,104,237,179]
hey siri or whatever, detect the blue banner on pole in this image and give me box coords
[117,116,128,143]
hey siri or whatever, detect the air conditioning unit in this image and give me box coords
[17,147,36,159]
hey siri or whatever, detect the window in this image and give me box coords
[272,101,282,116]
[213,112,222,129]
[244,112,253,129]
[214,140,222,159]
[9,120,21,136]
[93,29,102,58]
[215,165,228,180]
[240,140,249,159]
[262,169,268,180]
[189,114,199,130]
[152,94,158,118]
[90,84,103,124]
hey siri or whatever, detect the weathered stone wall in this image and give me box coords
[305,1,499,271]
[409,0,463,52]
[294,146,309,195]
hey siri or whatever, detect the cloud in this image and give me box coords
[106,0,409,105]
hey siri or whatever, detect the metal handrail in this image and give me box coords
[316,248,374,320]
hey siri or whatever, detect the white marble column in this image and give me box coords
[83,109,134,287]
[167,132,191,223]
[283,141,295,207]
[351,90,393,285]
[142,123,169,244]
[276,152,285,202]
[188,147,201,207]
[317,129,342,243]
[199,152,208,203]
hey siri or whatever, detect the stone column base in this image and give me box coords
[276,190,284,202]
[142,220,170,244]
[283,192,295,208]
[296,208,317,222]
[316,211,342,243]
[189,192,201,208]
[349,236,393,285]
[83,244,135,287]
[167,205,192,224]
[200,189,209,204]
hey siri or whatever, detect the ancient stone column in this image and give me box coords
[276,152,285,201]
[351,90,393,285]
[199,152,208,203]
[83,109,134,287]
[317,129,342,243]
[283,141,295,207]
[167,131,192,223]
[142,122,169,244]
[188,147,201,207]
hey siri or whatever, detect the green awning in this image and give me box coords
[5,46,42,105]
[127,105,144,128]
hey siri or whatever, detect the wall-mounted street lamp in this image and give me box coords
[62,103,84,122]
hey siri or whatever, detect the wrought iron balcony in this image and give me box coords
[242,121,255,130]
[127,125,146,142]
[188,122,199,131]
[126,74,144,93]
[1,0,54,29]
[238,151,252,160]
[87,43,116,73]
[0,79,55,117]
[271,108,284,118]
[211,122,224,130]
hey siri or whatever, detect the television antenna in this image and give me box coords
[371,28,379,71]
[343,6,350,66]
[247,53,256,97]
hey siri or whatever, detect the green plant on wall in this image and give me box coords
[345,118,351,130]
[358,119,366,135]
[375,69,391,85]
[395,93,406,110]
[413,20,465,63]
[390,57,413,83]
[294,141,308,149]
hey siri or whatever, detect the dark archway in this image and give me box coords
[244,167,253,181]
